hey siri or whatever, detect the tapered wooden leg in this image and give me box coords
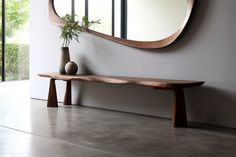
[64,80,71,105]
[47,79,58,107]
[173,88,187,127]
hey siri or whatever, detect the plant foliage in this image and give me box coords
[0,0,29,37]
[60,14,100,47]
[0,43,29,80]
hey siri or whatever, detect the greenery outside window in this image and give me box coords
[1,0,29,81]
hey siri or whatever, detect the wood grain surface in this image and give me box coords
[38,73,204,89]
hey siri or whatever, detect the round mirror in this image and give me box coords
[49,0,195,49]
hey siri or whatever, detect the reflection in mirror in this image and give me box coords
[75,0,85,21]
[127,0,187,41]
[53,0,72,18]
[50,0,195,49]
[88,0,112,35]
[53,0,187,41]
[114,0,121,37]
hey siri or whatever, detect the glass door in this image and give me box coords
[0,1,2,81]
[1,0,29,81]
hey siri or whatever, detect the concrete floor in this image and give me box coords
[0,81,236,157]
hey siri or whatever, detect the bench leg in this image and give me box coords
[64,80,71,105]
[173,88,187,127]
[47,79,58,107]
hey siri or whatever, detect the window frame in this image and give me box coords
[1,0,6,81]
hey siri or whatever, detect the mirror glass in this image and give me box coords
[126,0,187,41]
[88,0,113,35]
[52,0,192,48]
[75,0,85,21]
[53,0,72,18]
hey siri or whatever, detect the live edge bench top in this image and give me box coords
[38,72,204,127]
[38,72,204,89]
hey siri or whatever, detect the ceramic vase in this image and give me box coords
[59,47,70,74]
[65,61,78,75]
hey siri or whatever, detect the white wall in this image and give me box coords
[30,0,236,128]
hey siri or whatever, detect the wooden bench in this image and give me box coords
[38,72,204,127]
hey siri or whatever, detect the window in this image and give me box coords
[1,0,29,81]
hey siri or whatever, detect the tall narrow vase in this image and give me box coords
[59,47,70,74]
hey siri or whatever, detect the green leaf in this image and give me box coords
[59,14,100,47]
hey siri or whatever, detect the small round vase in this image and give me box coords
[59,47,70,74]
[65,61,78,75]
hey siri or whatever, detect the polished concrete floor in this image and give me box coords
[1,81,236,157]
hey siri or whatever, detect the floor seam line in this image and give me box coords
[0,124,118,156]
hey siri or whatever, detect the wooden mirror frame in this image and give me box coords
[49,0,195,49]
